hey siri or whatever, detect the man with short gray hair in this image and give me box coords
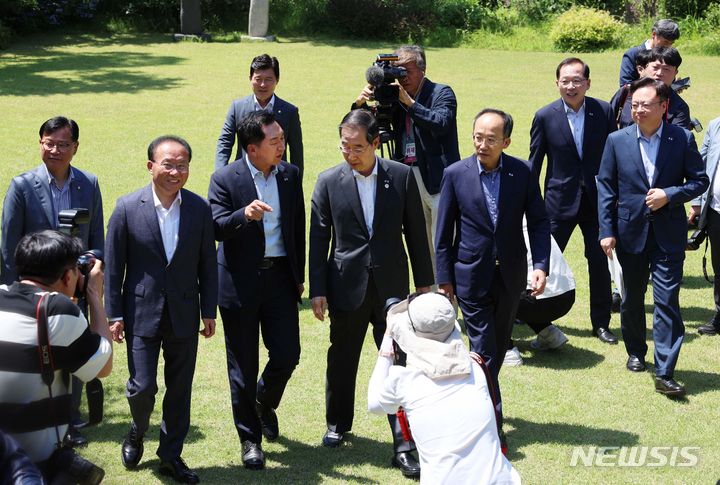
[619,18,680,86]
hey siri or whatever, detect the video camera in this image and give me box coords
[364,54,408,147]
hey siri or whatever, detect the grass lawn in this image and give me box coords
[2,34,720,484]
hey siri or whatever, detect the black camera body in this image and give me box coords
[687,228,707,251]
[365,54,408,145]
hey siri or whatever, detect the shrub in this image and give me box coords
[549,6,621,52]
[0,20,13,49]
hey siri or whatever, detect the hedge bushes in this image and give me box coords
[549,6,621,52]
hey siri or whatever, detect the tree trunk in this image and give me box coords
[248,0,269,38]
[180,0,202,35]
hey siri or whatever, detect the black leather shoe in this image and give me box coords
[392,451,421,478]
[698,321,720,336]
[256,401,279,441]
[121,423,144,469]
[159,457,199,484]
[626,355,646,372]
[654,376,686,397]
[63,425,88,448]
[241,441,265,470]
[611,291,622,313]
[594,327,618,344]
[322,430,344,448]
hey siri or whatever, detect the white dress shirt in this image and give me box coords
[152,188,182,262]
[637,124,663,185]
[353,159,378,237]
[246,157,286,257]
[253,95,275,113]
[563,99,585,159]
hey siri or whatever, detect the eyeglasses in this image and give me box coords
[630,101,663,111]
[473,135,502,147]
[339,144,371,155]
[41,140,75,151]
[153,161,190,173]
[558,78,587,87]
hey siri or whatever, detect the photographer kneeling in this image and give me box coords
[0,230,112,483]
[367,293,519,484]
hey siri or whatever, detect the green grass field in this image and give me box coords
[2,34,720,484]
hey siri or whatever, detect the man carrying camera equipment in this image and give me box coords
[1,116,105,448]
[106,135,217,483]
[354,45,459,276]
[618,19,680,87]
[0,230,112,484]
[368,292,520,484]
[692,116,720,336]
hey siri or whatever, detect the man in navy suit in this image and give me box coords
[436,109,550,433]
[215,54,303,178]
[530,58,617,344]
[105,135,217,483]
[209,111,305,470]
[598,78,708,397]
[0,115,104,446]
[618,19,679,87]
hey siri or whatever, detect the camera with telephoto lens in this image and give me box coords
[364,54,407,144]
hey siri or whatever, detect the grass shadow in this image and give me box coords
[680,275,714,289]
[516,343,606,370]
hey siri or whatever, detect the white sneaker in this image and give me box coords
[503,346,523,366]
[530,324,569,350]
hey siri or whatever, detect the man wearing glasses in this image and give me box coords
[529,58,618,346]
[598,78,708,397]
[309,109,433,478]
[105,135,217,483]
[0,115,104,448]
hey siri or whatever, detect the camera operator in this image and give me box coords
[354,45,460,274]
[0,230,112,482]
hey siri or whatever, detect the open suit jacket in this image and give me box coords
[598,122,708,254]
[214,95,303,176]
[1,164,104,284]
[309,158,434,311]
[697,117,720,229]
[435,154,550,300]
[104,185,218,338]
[529,97,616,220]
[209,159,305,309]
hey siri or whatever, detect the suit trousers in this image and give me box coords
[326,272,414,453]
[220,259,300,444]
[707,209,720,322]
[551,190,612,331]
[457,266,521,429]
[616,226,685,378]
[125,304,198,461]
[516,289,576,334]
[412,167,439,279]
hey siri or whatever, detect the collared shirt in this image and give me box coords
[43,164,74,226]
[562,100,585,159]
[152,188,182,262]
[353,158,379,237]
[246,157,286,257]
[637,124,663,185]
[477,156,502,228]
[253,94,276,113]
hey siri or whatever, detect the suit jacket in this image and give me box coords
[214,95,304,176]
[309,158,433,311]
[435,154,550,300]
[619,43,645,87]
[529,97,616,220]
[104,185,218,338]
[598,123,709,254]
[697,117,720,229]
[610,87,690,130]
[209,159,305,309]
[1,164,104,284]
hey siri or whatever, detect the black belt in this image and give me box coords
[259,257,287,270]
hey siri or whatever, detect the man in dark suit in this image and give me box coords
[618,19,679,87]
[105,135,217,483]
[354,45,459,274]
[530,57,617,344]
[215,53,303,177]
[0,115,104,447]
[309,109,433,479]
[436,109,550,435]
[598,78,708,397]
[209,111,305,470]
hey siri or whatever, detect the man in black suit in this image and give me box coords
[309,109,433,479]
[530,57,617,344]
[105,135,218,483]
[215,54,303,177]
[618,19,679,87]
[209,111,305,470]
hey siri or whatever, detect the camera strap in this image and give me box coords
[469,352,502,437]
[616,84,630,128]
[703,235,712,283]
[35,292,64,450]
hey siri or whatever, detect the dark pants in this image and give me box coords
[221,259,300,445]
[457,266,521,429]
[516,290,576,334]
[551,190,612,331]
[617,227,685,378]
[326,273,414,453]
[125,305,198,461]
[707,209,720,322]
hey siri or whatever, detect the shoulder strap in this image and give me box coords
[469,352,502,435]
[35,293,63,448]
[616,84,631,128]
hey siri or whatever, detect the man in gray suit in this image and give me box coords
[105,135,217,483]
[215,54,304,178]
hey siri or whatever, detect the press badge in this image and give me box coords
[405,142,417,163]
